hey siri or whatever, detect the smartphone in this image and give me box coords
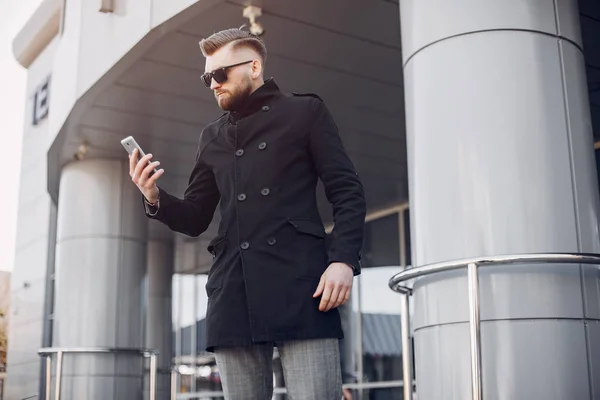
[121,136,158,175]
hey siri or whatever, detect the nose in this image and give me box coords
[210,78,221,90]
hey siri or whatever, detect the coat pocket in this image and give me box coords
[287,218,326,238]
[287,218,327,282]
[207,231,227,257]
[206,231,227,297]
[206,265,224,297]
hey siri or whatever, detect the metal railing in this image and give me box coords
[388,252,600,400]
[171,375,415,399]
[38,347,159,400]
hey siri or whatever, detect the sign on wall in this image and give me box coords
[32,75,50,126]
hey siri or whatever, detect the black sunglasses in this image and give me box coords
[201,60,254,87]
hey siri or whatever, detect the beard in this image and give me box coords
[215,78,253,111]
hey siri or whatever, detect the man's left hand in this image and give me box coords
[313,262,354,312]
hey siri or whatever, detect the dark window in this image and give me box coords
[403,208,411,267]
[362,213,400,269]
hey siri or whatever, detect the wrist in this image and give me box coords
[336,262,359,276]
[330,262,356,275]
[144,191,159,206]
[345,263,358,275]
[329,253,361,276]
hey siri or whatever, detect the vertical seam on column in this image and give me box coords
[115,161,125,399]
[554,0,581,250]
[552,0,561,36]
[554,1,594,397]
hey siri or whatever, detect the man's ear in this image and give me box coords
[251,59,263,79]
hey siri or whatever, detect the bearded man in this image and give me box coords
[129,27,366,400]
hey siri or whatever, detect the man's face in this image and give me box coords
[204,44,256,111]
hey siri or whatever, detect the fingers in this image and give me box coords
[128,149,138,176]
[137,161,161,188]
[341,286,351,305]
[337,286,350,307]
[142,160,161,182]
[318,280,351,312]
[329,285,348,312]
[131,152,151,182]
[135,154,154,182]
[146,167,165,186]
[325,284,342,312]
[313,275,325,298]
[319,281,335,312]
[131,153,155,185]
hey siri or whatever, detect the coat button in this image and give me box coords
[238,194,246,201]
[267,237,276,246]
[261,188,270,196]
[235,149,244,157]
[240,242,250,250]
[262,105,270,112]
[258,142,267,150]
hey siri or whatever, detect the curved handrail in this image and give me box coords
[388,252,600,400]
[38,346,159,400]
[389,252,600,295]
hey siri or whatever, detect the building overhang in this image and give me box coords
[42,0,409,274]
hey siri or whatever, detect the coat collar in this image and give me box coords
[228,78,282,122]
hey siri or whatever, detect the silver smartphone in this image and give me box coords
[121,136,158,175]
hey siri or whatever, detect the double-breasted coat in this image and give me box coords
[145,78,366,351]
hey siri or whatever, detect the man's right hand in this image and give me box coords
[129,148,164,203]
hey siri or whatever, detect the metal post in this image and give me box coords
[55,351,63,400]
[398,210,413,400]
[45,355,51,400]
[149,354,157,400]
[467,263,482,400]
[175,275,182,390]
[170,369,177,400]
[400,294,413,400]
[356,274,364,400]
[191,275,198,393]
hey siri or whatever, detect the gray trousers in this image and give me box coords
[214,338,342,400]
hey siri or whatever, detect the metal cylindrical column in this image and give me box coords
[399,1,600,399]
[53,159,147,399]
[145,238,174,400]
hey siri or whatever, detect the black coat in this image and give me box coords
[146,78,366,351]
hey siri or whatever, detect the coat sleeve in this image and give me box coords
[308,98,366,274]
[145,149,220,237]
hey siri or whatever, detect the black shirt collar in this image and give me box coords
[228,78,282,122]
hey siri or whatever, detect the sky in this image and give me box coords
[0,0,44,271]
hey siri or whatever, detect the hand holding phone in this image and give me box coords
[122,136,164,203]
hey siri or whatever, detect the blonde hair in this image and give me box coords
[199,27,267,63]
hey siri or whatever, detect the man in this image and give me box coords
[129,27,366,399]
